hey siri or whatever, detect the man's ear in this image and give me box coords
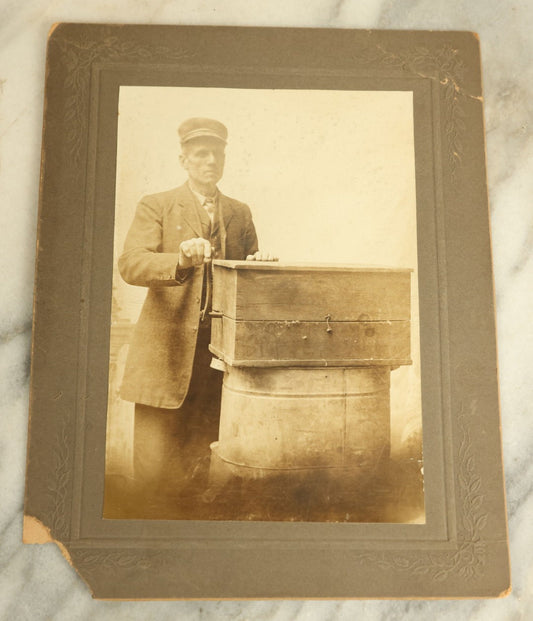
[179,152,188,170]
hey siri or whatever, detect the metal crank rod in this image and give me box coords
[199,258,213,322]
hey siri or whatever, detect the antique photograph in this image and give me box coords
[103,85,424,523]
[23,24,510,599]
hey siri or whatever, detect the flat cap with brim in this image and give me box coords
[178,117,228,144]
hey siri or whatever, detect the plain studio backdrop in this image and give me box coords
[109,86,421,466]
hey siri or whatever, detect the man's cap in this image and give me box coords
[178,117,228,144]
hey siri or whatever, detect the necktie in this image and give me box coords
[204,197,216,223]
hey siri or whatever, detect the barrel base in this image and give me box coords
[208,439,391,492]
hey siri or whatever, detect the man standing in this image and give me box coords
[118,117,271,499]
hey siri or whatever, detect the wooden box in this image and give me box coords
[209,261,412,367]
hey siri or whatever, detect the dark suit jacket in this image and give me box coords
[118,183,258,408]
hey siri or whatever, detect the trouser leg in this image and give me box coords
[133,404,185,493]
[132,328,223,495]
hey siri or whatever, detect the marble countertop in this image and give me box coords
[1,1,531,619]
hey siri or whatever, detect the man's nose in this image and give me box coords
[206,151,217,164]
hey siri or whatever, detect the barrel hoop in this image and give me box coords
[221,385,390,399]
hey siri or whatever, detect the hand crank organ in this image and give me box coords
[208,261,412,478]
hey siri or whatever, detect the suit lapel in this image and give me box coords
[219,193,235,230]
[218,193,235,259]
[176,183,208,238]
[175,184,235,245]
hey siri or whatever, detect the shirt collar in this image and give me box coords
[188,182,218,206]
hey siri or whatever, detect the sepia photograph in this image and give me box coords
[23,24,511,599]
[103,86,424,523]
[23,24,510,600]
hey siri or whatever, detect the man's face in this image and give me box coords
[180,137,226,189]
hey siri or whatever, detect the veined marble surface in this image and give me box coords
[1,1,531,619]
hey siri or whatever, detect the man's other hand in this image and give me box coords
[178,238,212,267]
[246,251,279,262]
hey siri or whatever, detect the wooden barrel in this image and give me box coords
[210,365,391,477]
